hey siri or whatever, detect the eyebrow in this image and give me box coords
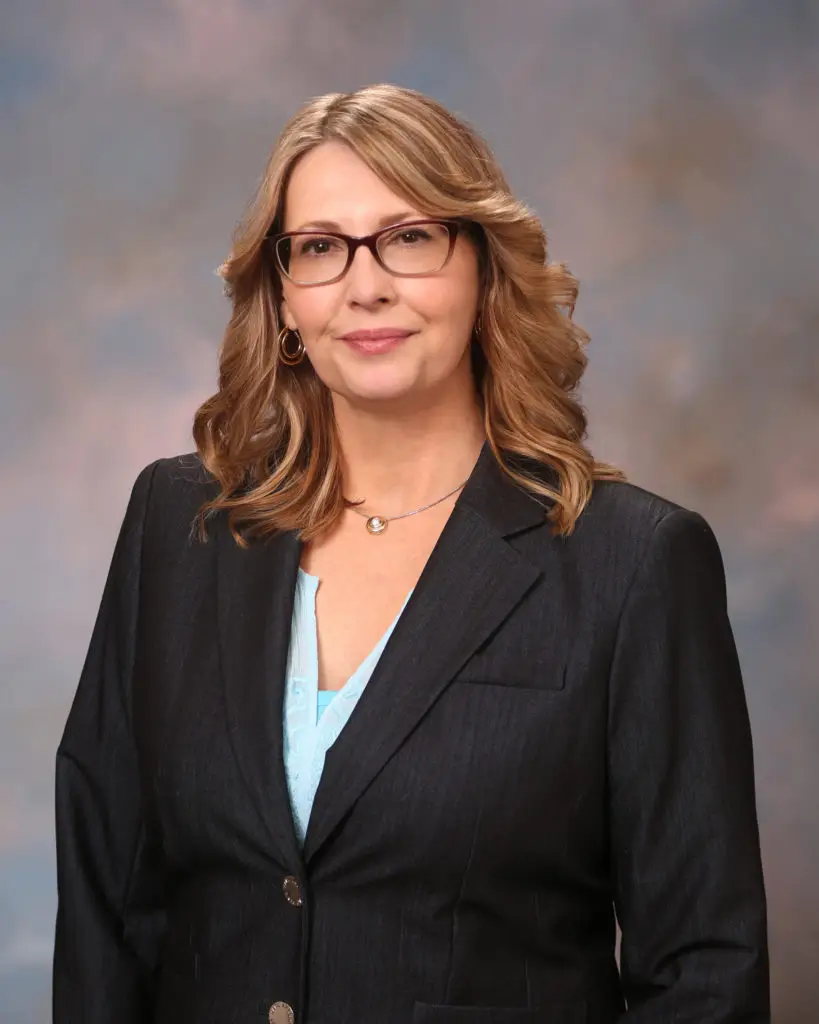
[290,211,421,233]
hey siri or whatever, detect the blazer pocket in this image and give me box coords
[412,1002,585,1023]
[452,658,567,692]
[452,643,568,692]
[452,673,567,693]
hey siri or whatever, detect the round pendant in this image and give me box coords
[366,515,387,535]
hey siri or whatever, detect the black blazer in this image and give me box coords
[53,444,769,1024]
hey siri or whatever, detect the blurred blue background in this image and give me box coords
[2,1,817,1020]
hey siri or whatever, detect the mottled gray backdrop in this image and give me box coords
[2,1,817,1020]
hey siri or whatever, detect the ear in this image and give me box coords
[280,298,297,331]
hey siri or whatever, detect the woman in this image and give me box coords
[53,84,769,1023]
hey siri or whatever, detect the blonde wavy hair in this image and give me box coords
[193,83,624,542]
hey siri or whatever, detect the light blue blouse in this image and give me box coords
[282,568,413,846]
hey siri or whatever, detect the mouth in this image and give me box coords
[339,328,417,354]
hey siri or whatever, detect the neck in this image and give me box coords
[333,382,486,515]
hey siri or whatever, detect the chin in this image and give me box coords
[335,365,429,405]
[344,381,421,406]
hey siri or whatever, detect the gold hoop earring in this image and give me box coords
[278,327,305,366]
[474,314,483,338]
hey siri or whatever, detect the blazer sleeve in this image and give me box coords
[53,461,165,1023]
[607,508,770,1023]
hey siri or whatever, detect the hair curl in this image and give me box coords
[193,83,624,543]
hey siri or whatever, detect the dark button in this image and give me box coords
[269,1002,294,1024]
[282,875,303,907]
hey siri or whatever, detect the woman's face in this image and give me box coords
[278,141,481,408]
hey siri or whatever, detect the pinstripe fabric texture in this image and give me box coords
[53,443,769,1023]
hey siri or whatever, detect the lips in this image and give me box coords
[339,328,415,341]
[338,327,417,355]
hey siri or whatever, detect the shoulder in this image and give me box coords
[124,452,219,556]
[573,478,725,590]
[525,476,727,606]
[582,477,682,531]
[137,451,218,513]
[579,477,714,543]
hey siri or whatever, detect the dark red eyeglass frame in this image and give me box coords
[268,218,463,285]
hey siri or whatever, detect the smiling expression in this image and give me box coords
[278,141,482,408]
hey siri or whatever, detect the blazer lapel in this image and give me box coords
[216,519,303,870]
[303,443,551,863]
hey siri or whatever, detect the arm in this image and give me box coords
[53,461,165,1023]
[608,509,770,1023]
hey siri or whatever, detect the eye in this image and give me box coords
[298,236,344,257]
[387,227,432,246]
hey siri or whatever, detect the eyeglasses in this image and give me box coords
[270,219,461,286]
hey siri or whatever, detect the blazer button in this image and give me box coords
[269,1001,294,1024]
[282,875,303,907]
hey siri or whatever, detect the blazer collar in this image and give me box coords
[217,441,553,869]
[459,440,557,538]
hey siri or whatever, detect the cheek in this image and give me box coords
[403,245,480,328]
[284,285,343,335]
[402,279,477,328]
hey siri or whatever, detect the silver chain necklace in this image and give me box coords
[346,477,470,535]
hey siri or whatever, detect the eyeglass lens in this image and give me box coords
[277,222,452,285]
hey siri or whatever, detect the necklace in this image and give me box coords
[346,477,470,535]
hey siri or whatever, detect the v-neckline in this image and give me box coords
[298,566,412,695]
[283,570,414,846]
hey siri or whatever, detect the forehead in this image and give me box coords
[282,141,422,231]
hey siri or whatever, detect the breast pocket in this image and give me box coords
[450,588,572,692]
[411,1003,586,1023]
[452,637,567,692]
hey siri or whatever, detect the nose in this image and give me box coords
[343,244,396,308]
